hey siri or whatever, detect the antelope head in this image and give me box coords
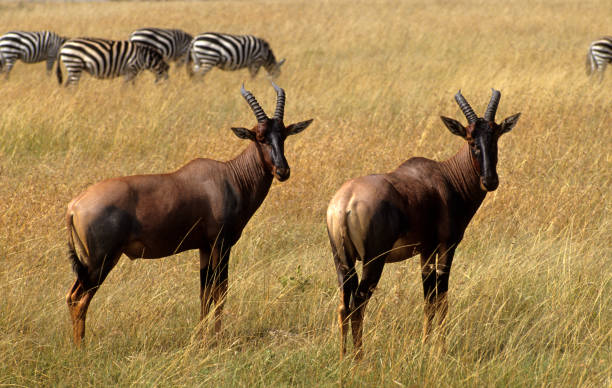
[440,89,521,191]
[232,83,313,181]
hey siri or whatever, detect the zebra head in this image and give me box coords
[264,50,285,79]
[138,44,169,82]
[231,83,313,182]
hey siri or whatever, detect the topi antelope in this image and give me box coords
[65,83,313,346]
[326,90,520,359]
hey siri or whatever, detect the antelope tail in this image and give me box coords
[67,213,89,287]
[327,208,359,310]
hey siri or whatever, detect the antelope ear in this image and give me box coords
[278,58,286,67]
[500,113,521,135]
[285,119,313,136]
[231,127,256,140]
[440,116,466,138]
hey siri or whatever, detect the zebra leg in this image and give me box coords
[46,58,55,76]
[63,58,86,87]
[177,55,187,67]
[3,57,15,80]
[185,53,195,77]
[193,62,213,78]
[123,65,140,85]
[66,69,82,87]
[598,62,607,82]
[248,64,261,79]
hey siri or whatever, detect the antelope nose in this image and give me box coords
[481,176,499,191]
[275,167,290,181]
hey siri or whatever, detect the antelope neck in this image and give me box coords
[440,143,487,207]
[227,142,274,211]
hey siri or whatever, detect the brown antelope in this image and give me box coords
[326,90,520,359]
[65,83,312,346]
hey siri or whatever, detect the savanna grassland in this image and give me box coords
[0,0,610,386]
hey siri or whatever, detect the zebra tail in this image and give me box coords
[586,47,595,76]
[56,59,63,85]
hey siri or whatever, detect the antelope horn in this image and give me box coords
[240,84,267,123]
[484,88,501,122]
[454,90,478,124]
[271,81,285,121]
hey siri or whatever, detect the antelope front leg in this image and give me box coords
[420,249,437,343]
[199,248,215,339]
[433,246,455,348]
[211,248,230,335]
[420,245,455,347]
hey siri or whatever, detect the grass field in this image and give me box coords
[0,0,611,386]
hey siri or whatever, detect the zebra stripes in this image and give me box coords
[129,28,193,67]
[188,33,285,79]
[586,36,612,80]
[0,30,66,79]
[56,38,169,86]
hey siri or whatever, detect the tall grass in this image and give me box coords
[0,0,610,386]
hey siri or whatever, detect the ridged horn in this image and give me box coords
[240,84,267,123]
[484,88,501,122]
[271,82,285,121]
[454,90,478,124]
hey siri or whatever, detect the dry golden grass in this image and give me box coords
[0,0,610,386]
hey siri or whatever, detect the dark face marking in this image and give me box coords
[256,119,291,181]
[468,119,499,191]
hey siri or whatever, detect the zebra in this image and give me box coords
[0,30,67,80]
[129,27,193,69]
[586,36,612,80]
[56,38,169,86]
[188,33,285,79]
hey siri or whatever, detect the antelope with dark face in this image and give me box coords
[65,83,312,346]
[326,90,520,359]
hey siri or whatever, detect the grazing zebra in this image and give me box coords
[129,28,193,68]
[0,30,67,79]
[56,38,169,86]
[586,36,612,80]
[188,33,285,79]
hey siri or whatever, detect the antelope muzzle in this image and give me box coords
[480,172,499,191]
[274,166,290,181]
